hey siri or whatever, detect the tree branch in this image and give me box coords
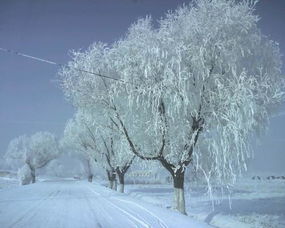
[115,113,160,160]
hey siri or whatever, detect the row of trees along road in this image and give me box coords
[60,0,284,214]
[4,0,283,215]
[61,110,135,193]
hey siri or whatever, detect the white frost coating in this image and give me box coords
[5,132,60,184]
[60,0,284,213]
[119,183,124,193]
[17,164,32,185]
[62,110,135,191]
[174,188,186,215]
[61,113,97,181]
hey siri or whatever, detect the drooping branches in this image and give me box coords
[60,0,284,214]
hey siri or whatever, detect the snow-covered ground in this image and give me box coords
[0,176,18,190]
[0,178,211,228]
[124,176,285,228]
[0,174,284,228]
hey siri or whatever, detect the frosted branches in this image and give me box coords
[59,0,284,213]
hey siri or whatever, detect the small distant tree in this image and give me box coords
[5,132,60,184]
[62,117,96,182]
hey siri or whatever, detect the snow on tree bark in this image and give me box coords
[18,164,32,185]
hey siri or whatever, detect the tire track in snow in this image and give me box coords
[83,199,104,228]
[97,195,139,227]
[8,188,60,228]
[82,189,112,228]
[88,186,151,228]
[113,197,169,228]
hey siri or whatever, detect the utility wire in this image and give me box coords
[0,120,65,126]
[0,47,124,83]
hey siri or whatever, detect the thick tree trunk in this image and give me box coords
[172,170,186,215]
[109,179,117,190]
[86,158,93,182]
[109,180,114,189]
[107,170,117,190]
[116,163,132,193]
[113,179,117,191]
[117,172,125,193]
[159,158,187,215]
[26,162,36,184]
[31,168,36,183]
[88,174,93,182]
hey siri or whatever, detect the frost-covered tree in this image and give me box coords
[60,43,137,191]
[110,0,284,214]
[5,135,29,170]
[62,117,96,182]
[5,132,60,183]
[62,111,134,192]
[62,112,113,184]
[60,0,284,214]
[100,131,135,193]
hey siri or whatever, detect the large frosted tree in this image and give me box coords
[60,0,284,214]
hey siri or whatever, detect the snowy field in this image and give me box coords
[0,171,17,190]
[0,175,284,228]
[0,178,211,228]
[123,176,285,228]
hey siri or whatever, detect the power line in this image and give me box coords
[0,120,65,126]
[0,47,124,83]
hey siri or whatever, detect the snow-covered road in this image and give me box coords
[0,180,211,228]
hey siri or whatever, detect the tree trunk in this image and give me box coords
[117,172,125,193]
[172,170,186,215]
[31,168,36,183]
[27,162,36,184]
[109,180,114,189]
[107,169,117,190]
[88,174,93,182]
[113,179,117,191]
[87,158,93,182]
[109,179,117,190]
[116,163,132,193]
